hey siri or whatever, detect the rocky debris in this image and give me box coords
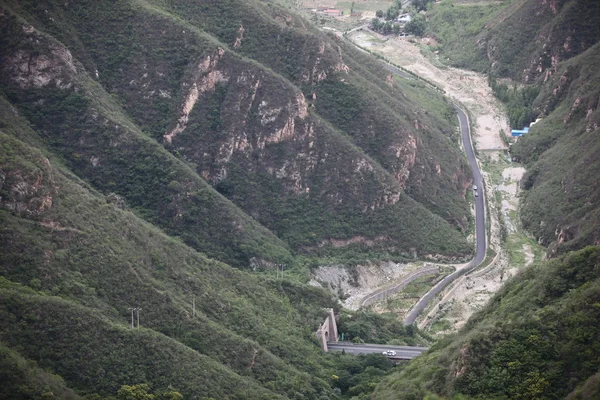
[2,22,78,89]
[233,24,245,49]
[1,157,56,217]
[164,48,229,143]
[311,261,412,310]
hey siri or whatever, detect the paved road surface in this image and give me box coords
[402,105,487,325]
[382,63,413,80]
[327,343,428,360]
[360,266,439,307]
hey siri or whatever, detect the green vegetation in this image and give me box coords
[425,1,507,72]
[0,0,474,397]
[425,0,600,255]
[511,43,600,254]
[374,245,600,399]
[338,309,425,345]
[371,18,402,35]
[0,342,82,400]
[0,0,475,263]
[426,0,600,80]
[405,15,428,36]
[489,76,539,128]
[365,2,600,398]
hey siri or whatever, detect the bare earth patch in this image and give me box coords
[350,31,510,152]
[310,261,415,310]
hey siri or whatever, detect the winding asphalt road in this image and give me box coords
[339,33,487,327]
[327,343,428,360]
[402,105,487,325]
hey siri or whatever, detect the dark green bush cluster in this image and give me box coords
[488,76,540,129]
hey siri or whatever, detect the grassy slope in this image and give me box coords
[0,342,82,400]
[0,119,342,398]
[373,245,600,400]
[0,0,474,261]
[0,91,429,399]
[427,0,600,81]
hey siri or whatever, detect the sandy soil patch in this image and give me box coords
[349,31,510,152]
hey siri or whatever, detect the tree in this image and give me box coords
[116,385,183,400]
[157,390,183,400]
[375,10,384,18]
[385,7,400,21]
[405,15,427,36]
[117,385,155,400]
[383,21,393,34]
[412,0,432,11]
[371,18,383,31]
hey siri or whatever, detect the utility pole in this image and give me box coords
[128,307,134,328]
[136,307,142,329]
[192,294,196,317]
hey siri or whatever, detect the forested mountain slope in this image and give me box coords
[0,110,337,398]
[0,0,470,397]
[370,1,600,398]
[374,245,600,399]
[427,0,600,255]
[511,42,600,256]
[429,0,600,81]
[0,0,473,264]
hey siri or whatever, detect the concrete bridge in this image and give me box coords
[315,310,428,360]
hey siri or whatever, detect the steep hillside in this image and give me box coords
[0,109,422,398]
[426,0,600,255]
[0,0,468,397]
[367,2,600,399]
[0,0,474,264]
[0,5,294,270]
[373,245,600,399]
[512,43,600,255]
[428,0,600,82]
[0,342,82,400]
[0,117,335,398]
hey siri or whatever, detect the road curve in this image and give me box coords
[402,105,487,325]
[327,342,428,360]
[360,266,439,307]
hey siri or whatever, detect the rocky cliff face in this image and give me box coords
[0,0,473,263]
[483,0,600,82]
[512,42,600,255]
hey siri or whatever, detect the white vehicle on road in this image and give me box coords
[382,350,397,357]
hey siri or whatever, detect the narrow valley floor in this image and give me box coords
[319,30,546,333]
